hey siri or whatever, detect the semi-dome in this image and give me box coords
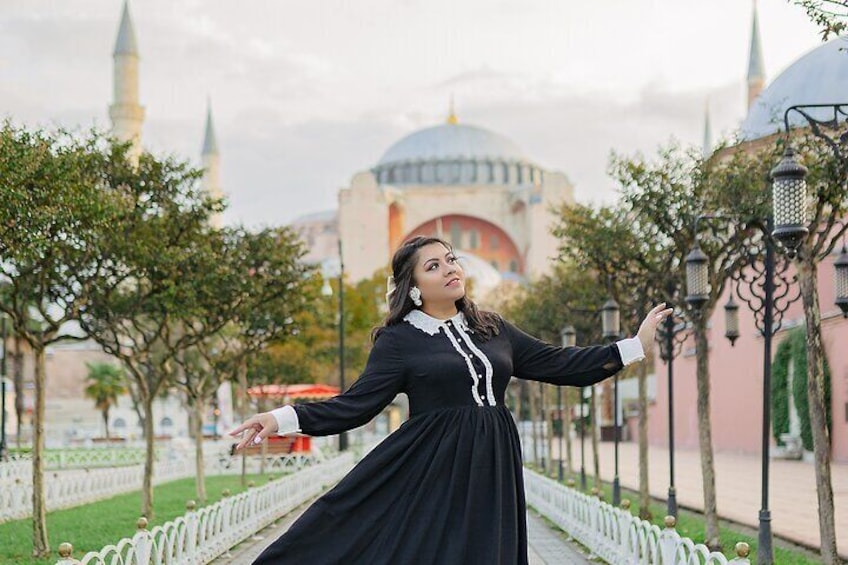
[741,37,848,140]
[373,120,543,187]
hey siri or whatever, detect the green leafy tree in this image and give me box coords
[608,142,772,549]
[172,226,312,502]
[553,202,673,520]
[79,147,226,519]
[0,124,127,557]
[84,362,127,439]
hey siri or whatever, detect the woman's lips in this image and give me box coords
[446,278,461,287]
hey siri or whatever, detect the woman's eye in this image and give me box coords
[447,256,456,263]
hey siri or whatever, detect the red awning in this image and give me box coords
[247,383,341,401]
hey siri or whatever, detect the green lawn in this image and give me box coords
[0,473,285,565]
[537,472,823,565]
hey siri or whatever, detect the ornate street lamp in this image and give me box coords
[559,325,576,483]
[685,244,709,310]
[836,244,848,317]
[770,148,809,257]
[686,217,800,565]
[601,298,621,505]
[724,295,740,346]
[656,283,689,519]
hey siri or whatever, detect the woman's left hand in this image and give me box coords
[637,303,674,354]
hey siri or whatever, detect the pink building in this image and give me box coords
[648,15,848,462]
[649,252,848,462]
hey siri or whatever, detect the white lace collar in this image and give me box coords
[403,309,469,336]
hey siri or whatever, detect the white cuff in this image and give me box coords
[270,405,301,436]
[616,337,645,366]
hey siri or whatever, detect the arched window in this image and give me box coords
[160,417,173,428]
[113,418,126,428]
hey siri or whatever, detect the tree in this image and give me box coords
[553,202,672,519]
[791,1,848,40]
[609,142,772,548]
[498,263,609,482]
[172,226,312,502]
[0,124,127,557]
[84,362,127,439]
[782,132,847,563]
[79,147,226,519]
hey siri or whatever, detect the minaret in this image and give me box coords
[702,102,713,158]
[201,101,224,228]
[109,1,144,163]
[746,1,766,110]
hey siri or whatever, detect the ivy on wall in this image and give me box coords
[770,325,832,451]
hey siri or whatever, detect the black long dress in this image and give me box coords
[253,310,624,565]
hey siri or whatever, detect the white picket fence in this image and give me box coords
[0,459,30,483]
[54,452,355,565]
[524,468,752,565]
[0,457,198,523]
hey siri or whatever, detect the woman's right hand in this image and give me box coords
[229,412,279,451]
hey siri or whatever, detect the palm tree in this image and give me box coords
[84,362,127,439]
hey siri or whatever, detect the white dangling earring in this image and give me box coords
[409,286,423,307]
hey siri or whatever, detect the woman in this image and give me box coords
[230,236,671,564]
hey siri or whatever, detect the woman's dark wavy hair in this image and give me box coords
[372,236,501,341]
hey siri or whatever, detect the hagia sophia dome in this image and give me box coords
[371,117,545,187]
[741,37,848,140]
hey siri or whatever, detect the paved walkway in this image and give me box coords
[216,501,592,564]
[582,441,848,558]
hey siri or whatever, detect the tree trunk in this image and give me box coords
[695,322,720,549]
[103,407,110,440]
[193,400,207,504]
[13,333,24,448]
[637,361,651,520]
[590,385,600,488]
[142,394,155,519]
[31,345,49,557]
[797,258,839,564]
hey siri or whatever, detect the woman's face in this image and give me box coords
[412,242,466,307]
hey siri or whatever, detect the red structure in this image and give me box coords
[246,384,342,453]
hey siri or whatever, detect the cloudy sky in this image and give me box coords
[0,0,825,226]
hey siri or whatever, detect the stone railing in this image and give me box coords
[54,452,355,565]
[524,468,752,565]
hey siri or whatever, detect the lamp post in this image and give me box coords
[655,289,689,519]
[321,240,348,452]
[337,240,347,451]
[559,325,576,483]
[685,175,810,564]
[601,298,620,505]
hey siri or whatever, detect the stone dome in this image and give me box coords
[741,37,848,140]
[373,122,542,187]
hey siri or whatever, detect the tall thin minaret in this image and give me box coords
[747,1,766,110]
[702,102,713,158]
[201,101,224,228]
[109,1,144,163]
